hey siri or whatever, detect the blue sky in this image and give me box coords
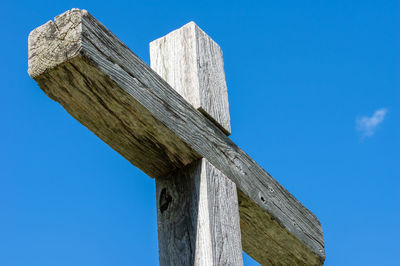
[1,1,399,265]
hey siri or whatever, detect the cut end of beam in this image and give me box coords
[28,8,201,177]
[28,8,87,78]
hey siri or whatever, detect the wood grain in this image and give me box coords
[156,160,243,265]
[28,9,325,265]
[151,23,242,265]
[150,22,231,135]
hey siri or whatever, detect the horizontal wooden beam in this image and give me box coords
[28,9,325,265]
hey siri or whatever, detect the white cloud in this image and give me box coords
[356,108,388,138]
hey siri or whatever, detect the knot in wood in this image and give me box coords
[159,188,172,214]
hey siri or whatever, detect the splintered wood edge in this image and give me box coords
[28,9,325,264]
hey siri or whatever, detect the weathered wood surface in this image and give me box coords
[150,22,231,135]
[28,9,325,265]
[28,10,200,178]
[150,22,324,266]
[152,23,242,265]
[156,160,243,265]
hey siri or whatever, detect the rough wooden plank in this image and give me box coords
[151,23,242,265]
[28,9,200,178]
[150,22,231,135]
[156,159,243,265]
[28,9,325,265]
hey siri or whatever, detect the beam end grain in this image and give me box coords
[28,9,86,78]
[28,9,200,178]
[28,9,325,265]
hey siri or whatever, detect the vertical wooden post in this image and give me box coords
[151,22,243,265]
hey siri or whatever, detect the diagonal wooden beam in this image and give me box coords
[28,9,325,265]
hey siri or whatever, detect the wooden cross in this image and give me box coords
[28,9,325,265]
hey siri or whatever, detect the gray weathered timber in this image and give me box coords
[156,160,243,265]
[150,22,323,265]
[151,23,242,265]
[28,10,199,178]
[28,9,325,265]
[150,22,231,135]
[238,190,324,265]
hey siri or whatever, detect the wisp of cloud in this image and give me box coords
[356,108,388,138]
